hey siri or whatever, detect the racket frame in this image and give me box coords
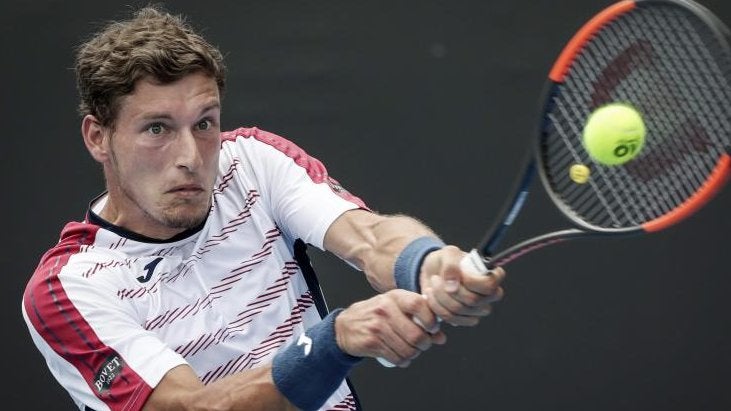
[474,0,731,269]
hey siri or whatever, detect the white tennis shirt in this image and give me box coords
[22,127,365,411]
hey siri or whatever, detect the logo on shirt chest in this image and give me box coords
[137,257,164,283]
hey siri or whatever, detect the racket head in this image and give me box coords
[535,0,731,235]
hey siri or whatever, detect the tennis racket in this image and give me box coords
[379,0,730,368]
[459,0,731,277]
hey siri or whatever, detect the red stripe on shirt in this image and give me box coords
[23,222,152,411]
[221,127,369,209]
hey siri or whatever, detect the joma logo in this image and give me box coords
[93,355,125,394]
[137,257,163,283]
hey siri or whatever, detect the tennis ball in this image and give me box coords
[569,164,590,184]
[582,103,646,166]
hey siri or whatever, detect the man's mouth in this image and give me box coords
[167,184,204,196]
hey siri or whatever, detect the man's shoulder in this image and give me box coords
[220,126,256,142]
[31,220,133,281]
[24,220,128,303]
[220,126,298,147]
[38,221,101,263]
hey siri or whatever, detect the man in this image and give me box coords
[22,6,505,411]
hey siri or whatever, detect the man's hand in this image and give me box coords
[420,246,506,326]
[334,289,447,367]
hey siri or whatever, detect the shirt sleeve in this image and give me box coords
[22,257,187,411]
[224,128,369,250]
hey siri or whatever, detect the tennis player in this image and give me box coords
[21,6,505,411]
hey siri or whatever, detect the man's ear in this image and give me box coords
[81,115,110,163]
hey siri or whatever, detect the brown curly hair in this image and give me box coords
[75,5,226,128]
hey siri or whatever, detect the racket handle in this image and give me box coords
[460,249,490,275]
[377,251,489,367]
[376,315,430,367]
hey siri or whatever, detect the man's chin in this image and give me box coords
[160,205,210,230]
[163,216,206,230]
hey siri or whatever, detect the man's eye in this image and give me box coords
[147,123,165,135]
[197,119,212,131]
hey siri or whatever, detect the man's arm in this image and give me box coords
[144,208,501,410]
[143,364,295,411]
[143,289,444,410]
[323,209,438,291]
[324,209,505,326]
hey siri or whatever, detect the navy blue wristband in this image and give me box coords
[394,236,446,294]
[272,309,362,411]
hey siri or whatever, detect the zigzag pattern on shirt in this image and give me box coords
[171,261,300,357]
[84,257,139,278]
[225,227,281,279]
[85,245,182,280]
[108,237,128,250]
[153,246,182,258]
[117,191,265,301]
[171,189,261,282]
[205,190,260,246]
[139,229,284,328]
[213,157,241,198]
[85,186,255,282]
[223,261,300,337]
[328,393,358,411]
[141,290,209,330]
[199,292,315,384]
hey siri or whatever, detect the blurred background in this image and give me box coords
[2,1,729,409]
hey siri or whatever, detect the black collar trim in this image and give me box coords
[85,192,207,244]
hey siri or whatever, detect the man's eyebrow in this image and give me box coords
[136,102,221,121]
[199,102,221,115]
[138,112,173,121]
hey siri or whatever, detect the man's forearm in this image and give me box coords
[323,209,440,292]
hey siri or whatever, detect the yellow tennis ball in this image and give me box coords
[582,103,646,166]
[569,164,590,184]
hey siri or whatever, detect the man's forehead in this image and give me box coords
[119,73,221,118]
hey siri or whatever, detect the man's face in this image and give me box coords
[102,72,221,239]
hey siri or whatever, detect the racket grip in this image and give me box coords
[377,251,489,368]
[376,316,430,368]
[460,249,490,275]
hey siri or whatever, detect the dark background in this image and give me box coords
[2,1,730,410]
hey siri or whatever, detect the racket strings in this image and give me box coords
[553,35,666,226]
[599,10,718,212]
[542,3,731,230]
